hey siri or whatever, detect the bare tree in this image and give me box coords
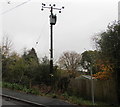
[2,36,12,57]
[58,51,82,72]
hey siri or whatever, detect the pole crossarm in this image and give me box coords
[42,6,62,10]
[41,3,64,13]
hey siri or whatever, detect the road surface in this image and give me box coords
[2,88,80,107]
[2,96,35,106]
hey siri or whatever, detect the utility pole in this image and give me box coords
[41,3,64,74]
[90,64,95,105]
[86,52,95,105]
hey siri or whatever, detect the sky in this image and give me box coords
[118,1,120,20]
[0,0,119,60]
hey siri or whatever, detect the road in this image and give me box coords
[2,88,80,107]
[2,96,35,107]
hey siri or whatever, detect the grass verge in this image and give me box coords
[1,82,110,106]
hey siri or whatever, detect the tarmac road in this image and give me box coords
[2,88,80,107]
[2,96,36,107]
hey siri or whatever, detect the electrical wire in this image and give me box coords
[1,0,31,15]
[2,0,48,51]
[34,15,48,48]
[5,0,11,4]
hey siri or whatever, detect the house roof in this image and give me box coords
[75,75,95,80]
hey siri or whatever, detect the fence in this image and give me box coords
[68,78,118,104]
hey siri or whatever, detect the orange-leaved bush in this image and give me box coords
[93,60,114,80]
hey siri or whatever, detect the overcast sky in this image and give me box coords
[0,0,119,60]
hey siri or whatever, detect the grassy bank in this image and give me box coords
[1,82,110,106]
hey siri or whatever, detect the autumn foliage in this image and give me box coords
[93,60,113,80]
[93,71,112,80]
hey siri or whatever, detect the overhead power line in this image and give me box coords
[5,0,11,4]
[1,0,31,15]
